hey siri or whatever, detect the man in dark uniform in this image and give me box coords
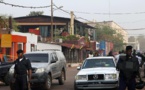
[116,46,140,90]
[13,49,32,90]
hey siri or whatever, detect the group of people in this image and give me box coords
[11,46,145,90]
[87,51,100,57]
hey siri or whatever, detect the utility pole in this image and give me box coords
[70,11,74,35]
[9,16,12,34]
[51,0,53,42]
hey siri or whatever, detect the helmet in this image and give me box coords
[136,80,144,89]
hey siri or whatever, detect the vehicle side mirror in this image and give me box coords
[77,66,81,70]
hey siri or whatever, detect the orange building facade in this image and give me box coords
[0,34,26,62]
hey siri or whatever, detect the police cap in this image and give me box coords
[17,49,23,54]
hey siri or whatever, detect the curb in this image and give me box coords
[67,63,82,67]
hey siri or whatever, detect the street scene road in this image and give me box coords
[0,67,78,90]
[0,66,145,90]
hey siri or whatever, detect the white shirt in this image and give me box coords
[19,58,23,62]
[88,54,93,57]
[136,56,142,65]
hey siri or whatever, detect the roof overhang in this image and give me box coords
[17,23,66,26]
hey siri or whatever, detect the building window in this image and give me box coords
[18,43,23,50]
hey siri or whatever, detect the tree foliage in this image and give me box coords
[95,24,124,51]
[27,11,44,16]
[0,15,19,31]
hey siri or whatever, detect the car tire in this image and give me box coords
[44,74,52,90]
[3,73,10,86]
[58,70,65,85]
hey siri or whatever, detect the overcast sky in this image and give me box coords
[0,0,145,36]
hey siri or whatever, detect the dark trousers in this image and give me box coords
[119,77,136,90]
[15,75,28,90]
[144,65,145,76]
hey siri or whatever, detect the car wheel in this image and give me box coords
[44,74,52,90]
[4,73,10,86]
[58,70,65,85]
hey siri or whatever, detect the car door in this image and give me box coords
[52,52,60,77]
[50,52,58,78]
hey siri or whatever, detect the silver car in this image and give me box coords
[9,50,67,90]
[74,56,119,90]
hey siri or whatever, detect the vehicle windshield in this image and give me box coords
[82,58,115,69]
[24,53,49,63]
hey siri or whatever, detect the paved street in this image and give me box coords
[0,67,78,90]
[0,67,145,90]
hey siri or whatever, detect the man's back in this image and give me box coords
[117,55,139,80]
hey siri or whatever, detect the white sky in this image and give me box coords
[0,0,145,36]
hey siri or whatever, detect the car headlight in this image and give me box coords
[9,68,14,74]
[36,68,45,73]
[105,74,117,80]
[75,75,87,80]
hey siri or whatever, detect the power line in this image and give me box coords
[53,4,70,14]
[53,4,91,22]
[0,1,51,9]
[63,10,145,15]
[124,28,145,30]
[2,1,145,15]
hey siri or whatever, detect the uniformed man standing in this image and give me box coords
[13,49,32,90]
[116,46,141,90]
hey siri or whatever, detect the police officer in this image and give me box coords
[13,49,32,90]
[116,46,140,90]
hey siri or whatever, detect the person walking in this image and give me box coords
[116,46,141,90]
[107,50,114,57]
[88,51,94,57]
[13,49,32,90]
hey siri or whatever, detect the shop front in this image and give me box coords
[0,34,26,62]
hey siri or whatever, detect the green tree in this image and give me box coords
[95,24,124,51]
[27,11,44,16]
[0,15,19,31]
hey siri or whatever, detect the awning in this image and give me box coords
[86,48,93,51]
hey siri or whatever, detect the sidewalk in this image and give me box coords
[67,63,82,67]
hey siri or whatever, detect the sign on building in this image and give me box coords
[1,34,12,47]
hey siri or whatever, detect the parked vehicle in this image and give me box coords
[74,56,119,90]
[9,50,67,90]
[0,62,14,85]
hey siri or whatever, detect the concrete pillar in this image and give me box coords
[10,42,15,61]
[14,42,18,60]
[23,43,26,53]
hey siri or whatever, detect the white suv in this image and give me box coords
[9,50,67,90]
[74,56,119,90]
